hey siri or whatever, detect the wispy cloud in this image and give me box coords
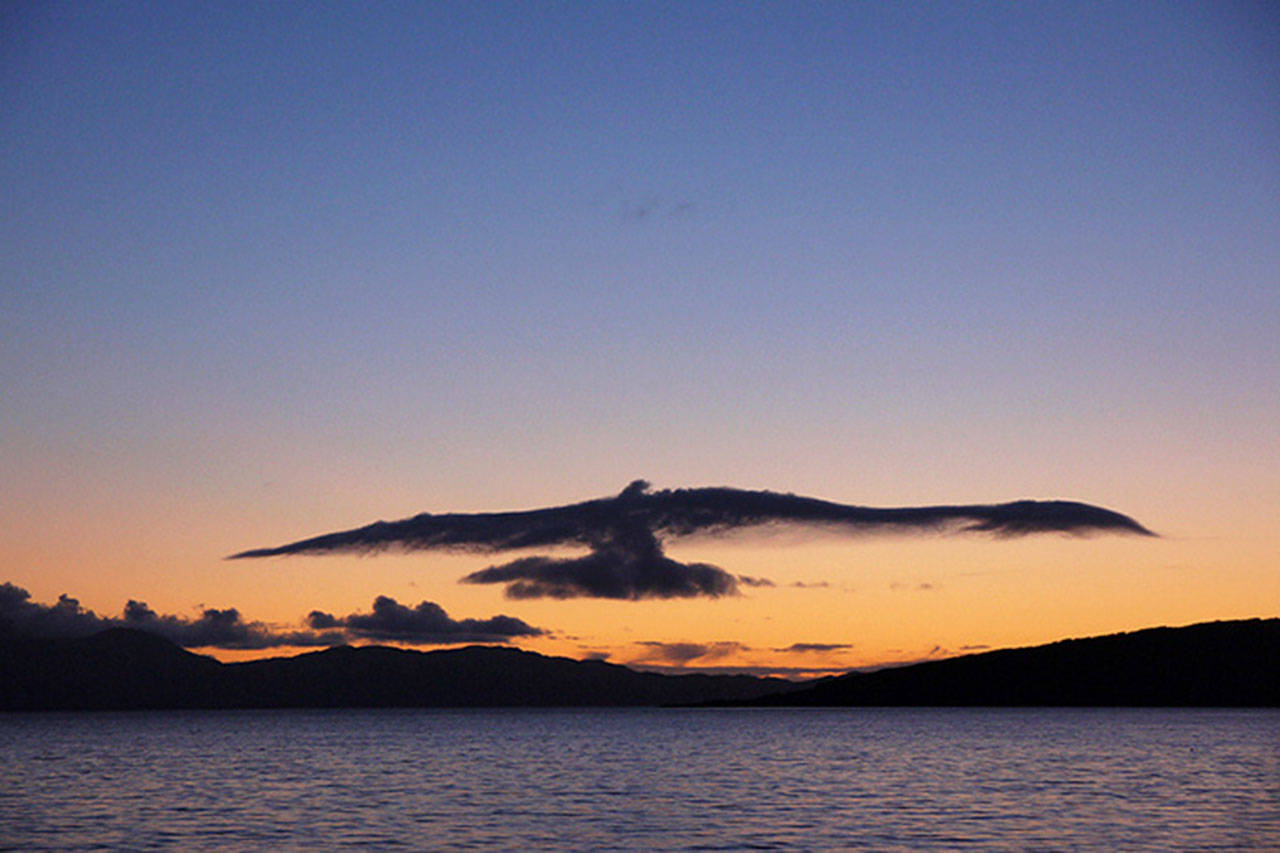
[231,480,1153,600]
[612,195,696,222]
[0,583,541,649]
[737,575,775,588]
[890,581,936,592]
[628,663,855,679]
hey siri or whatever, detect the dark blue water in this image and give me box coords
[2,708,1277,850]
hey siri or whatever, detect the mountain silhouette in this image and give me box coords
[0,630,795,710]
[736,619,1279,707]
[3,619,1275,710]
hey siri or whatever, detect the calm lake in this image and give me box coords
[1,708,1277,850]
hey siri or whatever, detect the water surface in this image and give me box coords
[2,708,1277,850]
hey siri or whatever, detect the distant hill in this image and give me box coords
[0,628,227,710]
[0,629,795,710]
[737,619,1280,707]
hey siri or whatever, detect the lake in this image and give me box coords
[1,708,1277,850]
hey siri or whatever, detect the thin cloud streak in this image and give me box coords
[231,480,1154,600]
[629,663,855,679]
[777,643,853,653]
[633,640,750,664]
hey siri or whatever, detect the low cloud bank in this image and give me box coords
[0,583,541,649]
[121,599,341,649]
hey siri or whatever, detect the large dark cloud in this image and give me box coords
[307,595,542,642]
[0,583,540,649]
[231,480,1154,600]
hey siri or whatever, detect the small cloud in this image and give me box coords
[617,196,695,222]
[306,595,542,643]
[790,580,831,589]
[621,198,656,221]
[959,644,990,651]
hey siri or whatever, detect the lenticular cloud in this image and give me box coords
[230,481,1153,600]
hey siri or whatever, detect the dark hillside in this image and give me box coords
[0,628,224,710]
[0,630,792,710]
[743,619,1280,707]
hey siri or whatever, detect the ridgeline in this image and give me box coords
[1,618,1276,710]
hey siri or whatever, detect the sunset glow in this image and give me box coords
[3,2,1276,678]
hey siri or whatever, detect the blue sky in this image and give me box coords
[2,2,1276,667]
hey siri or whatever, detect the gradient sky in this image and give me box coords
[3,1,1277,675]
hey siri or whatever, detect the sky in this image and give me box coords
[2,1,1277,676]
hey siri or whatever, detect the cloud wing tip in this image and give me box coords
[226,547,281,560]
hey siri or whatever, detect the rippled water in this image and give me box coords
[1,708,1277,850]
